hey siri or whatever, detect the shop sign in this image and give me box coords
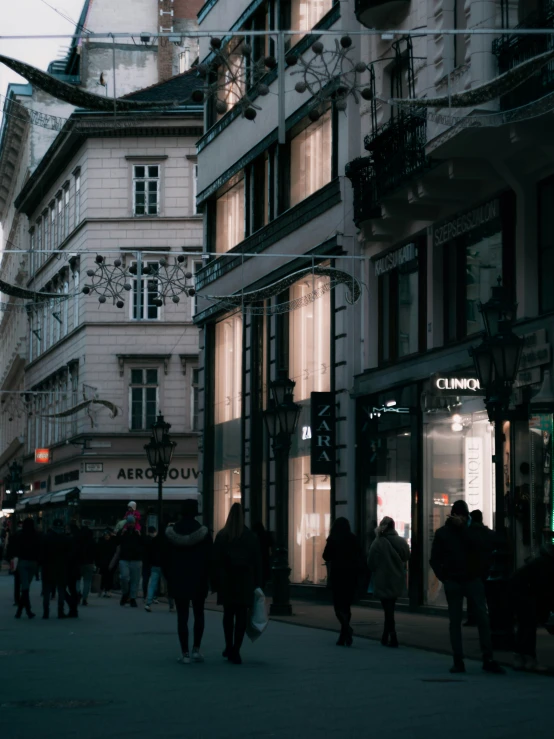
[310,392,335,476]
[85,463,104,473]
[514,367,541,388]
[465,437,483,512]
[519,343,551,371]
[374,243,417,276]
[431,374,485,395]
[117,467,199,480]
[35,448,51,464]
[433,199,499,247]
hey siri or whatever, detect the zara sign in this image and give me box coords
[310,392,335,476]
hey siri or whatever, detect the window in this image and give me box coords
[130,368,158,430]
[74,171,81,226]
[57,194,63,243]
[192,162,199,215]
[71,365,79,436]
[73,268,80,329]
[50,203,57,250]
[217,43,246,117]
[43,210,49,257]
[215,313,243,424]
[191,367,200,431]
[63,185,70,239]
[29,228,35,277]
[131,261,161,320]
[538,176,554,313]
[36,218,42,269]
[454,0,467,67]
[192,260,203,316]
[216,178,245,253]
[290,0,333,47]
[378,246,423,363]
[179,48,192,73]
[62,281,69,337]
[133,165,160,216]
[290,110,332,207]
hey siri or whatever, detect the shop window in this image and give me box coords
[131,261,160,321]
[213,468,242,536]
[214,313,243,424]
[538,176,554,314]
[215,178,245,253]
[290,110,332,208]
[133,165,160,216]
[130,368,159,431]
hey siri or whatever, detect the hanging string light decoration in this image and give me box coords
[193,37,278,121]
[200,266,362,315]
[82,254,196,307]
[290,36,373,118]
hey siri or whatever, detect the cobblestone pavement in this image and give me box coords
[1,573,552,739]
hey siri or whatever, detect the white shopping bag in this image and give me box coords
[246,588,268,642]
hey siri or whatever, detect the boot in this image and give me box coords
[22,591,35,619]
[58,607,67,619]
[381,629,390,646]
[388,631,399,648]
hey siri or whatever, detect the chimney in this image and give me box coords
[158,0,175,83]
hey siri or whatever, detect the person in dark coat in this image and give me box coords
[163,499,212,663]
[323,517,362,647]
[95,529,116,597]
[252,522,272,589]
[511,544,554,672]
[65,522,82,616]
[41,519,72,619]
[464,510,494,626]
[6,521,23,607]
[14,518,41,619]
[367,516,411,648]
[430,499,504,674]
[212,503,262,665]
[115,516,144,607]
[79,526,96,606]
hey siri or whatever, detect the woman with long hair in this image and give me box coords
[212,503,262,664]
[323,517,362,647]
[367,516,410,648]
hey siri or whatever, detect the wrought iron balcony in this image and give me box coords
[492,4,554,110]
[355,0,411,30]
[345,113,429,227]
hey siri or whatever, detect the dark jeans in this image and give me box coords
[223,605,248,653]
[66,575,80,614]
[13,570,21,606]
[43,578,66,615]
[142,565,151,599]
[444,578,493,662]
[174,597,205,653]
[514,595,537,658]
[100,567,113,592]
[381,598,397,636]
[332,591,352,636]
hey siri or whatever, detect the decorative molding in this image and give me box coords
[125,155,169,161]
[116,353,172,377]
[179,353,198,374]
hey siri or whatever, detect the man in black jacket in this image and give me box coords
[41,519,72,619]
[117,516,144,607]
[430,500,504,674]
[163,499,212,663]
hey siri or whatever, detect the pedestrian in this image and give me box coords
[464,510,493,627]
[430,499,505,674]
[142,526,156,601]
[252,522,272,589]
[14,519,41,619]
[40,518,72,619]
[66,522,82,616]
[322,517,363,647]
[143,526,165,610]
[163,499,212,664]
[511,543,554,672]
[95,529,116,597]
[79,526,96,606]
[212,503,262,665]
[7,521,23,607]
[115,516,144,607]
[367,516,410,648]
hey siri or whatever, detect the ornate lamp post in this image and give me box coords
[144,413,176,529]
[263,372,302,616]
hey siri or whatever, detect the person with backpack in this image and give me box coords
[367,516,410,648]
[212,503,262,665]
[163,499,212,663]
[322,517,363,647]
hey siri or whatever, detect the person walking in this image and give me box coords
[367,516,410,648]
[511,543,554,672]
[464,510,494,627]
[163,499,212,663]
[79,526,96,606]
[116,516,144,607]
[41,519,72,619]
[7,521,23,607]
[322,517,362,647]
[212,503,262,665]
[95,529,116,597]
[143,526,166,611]
[142,526,157,602]
[430,499,505,674]
[66,522,82,614]
[14,519,41,619]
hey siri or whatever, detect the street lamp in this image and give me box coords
[8,460,23,495]
[263,372,302,616]
[144,413,176,529]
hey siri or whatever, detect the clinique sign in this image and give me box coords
[431,373,485,395]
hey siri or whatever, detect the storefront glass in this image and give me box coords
[213,312,243,534]
[529,413,554,552]
[288,276,330,584]
[423,397,495,607]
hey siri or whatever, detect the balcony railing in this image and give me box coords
[493,4,554,110]
[345,113,429,226]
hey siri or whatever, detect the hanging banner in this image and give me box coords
[310,392,335,476]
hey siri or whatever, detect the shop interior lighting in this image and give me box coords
[451,423,464,432]
[386,400,397,407]
[452,414,462,423]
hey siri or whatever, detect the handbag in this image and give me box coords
[246,588,268,642]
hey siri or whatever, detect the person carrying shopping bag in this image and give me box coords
[212,503,262,665]
[367,516,410,648]
[323,517,363,647]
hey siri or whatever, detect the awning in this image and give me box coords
[78,486,200,502]
[16,488,80,511]
[15,493,44,511]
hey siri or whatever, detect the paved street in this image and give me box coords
[1,573,553,739]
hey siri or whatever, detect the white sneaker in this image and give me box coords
[178,653,191,664]
[144,604,151,612]
[191,648,204,663]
